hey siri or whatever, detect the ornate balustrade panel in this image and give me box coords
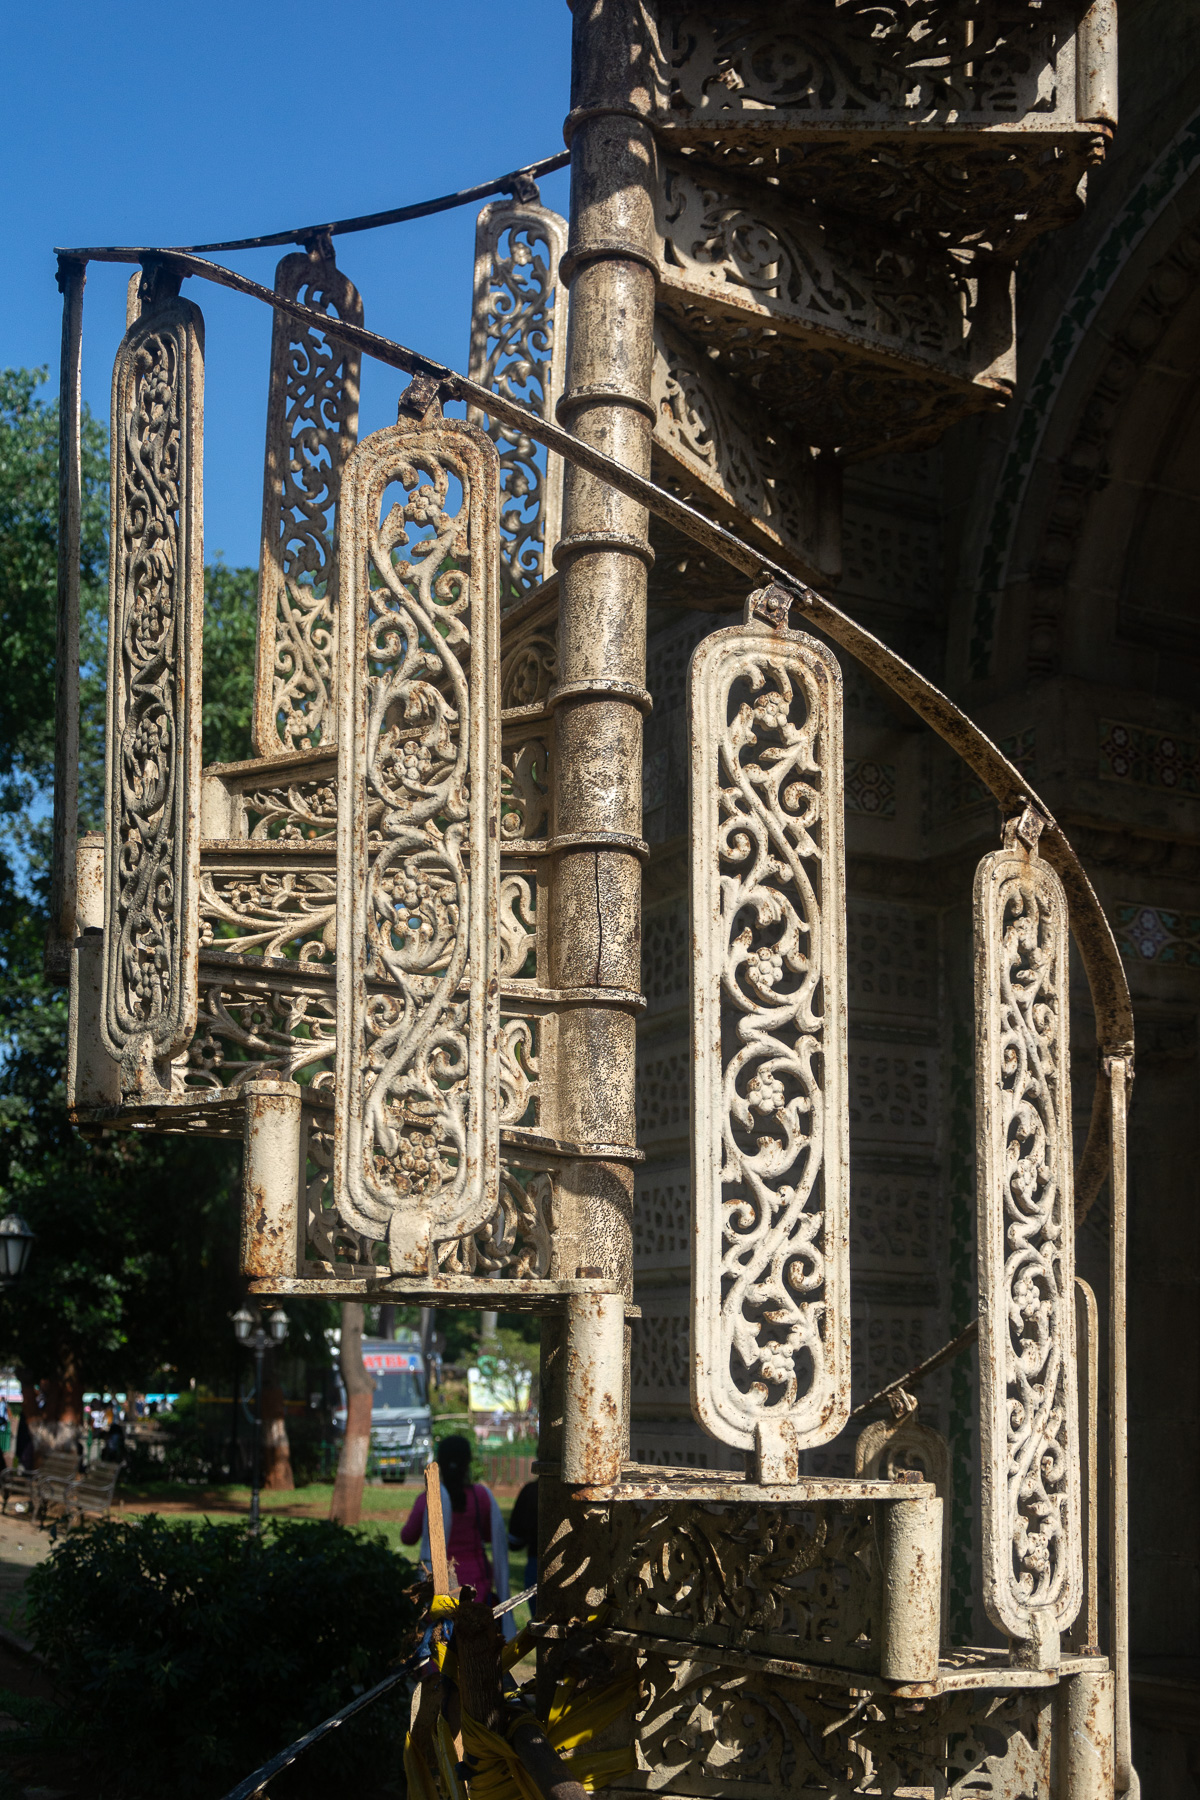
[335,413,501,1275]
[467,195,568,606]
[658,160,991,370]
[102,270,206,1099]
[181,956,336,1096]
[650,316,837,581]
[607,1496,882,1667]
[649,1,1115,257]
[689,619,850,1471]
[974,844,1082,1656]
[629,1663,1053,1797]
[254,245,362,758]
[655,160,1014,453]
[199,847,335,965]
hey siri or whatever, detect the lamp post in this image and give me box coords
[0,1216,35,1288]
[232,1305,288,1533]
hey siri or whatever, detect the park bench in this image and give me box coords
[33,1448,84,1518]
[65,1460,122,1524]
[0,1465,35,1515]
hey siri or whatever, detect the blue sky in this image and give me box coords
[3,0,572,568]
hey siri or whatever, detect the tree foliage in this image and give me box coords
[0,368,107,815]
[25,1515,419,1797]
[0,368,332,1399]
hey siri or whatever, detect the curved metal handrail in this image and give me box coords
[53,245,1133,1213]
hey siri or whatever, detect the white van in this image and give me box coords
[333,1336,434,1481]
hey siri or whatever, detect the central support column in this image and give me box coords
[551,0,656,1281]
[537,0,657,1696]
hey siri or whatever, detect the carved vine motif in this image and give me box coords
[254,247,362,757]
[198,864,336,963]
[335,418,499,1275]
[634,1658,1051,1797]
[659,161,973,362]
[608,1500,879,1667]
[242,774,338,842]
[679,133,1106,258]
[658,3,1071,128]
[974,850,1081,1645]
[500,736,551,841]
[303,1121,380,1271]
[690,625,849,1457]
[436,1164,554,1277]
[467,198,568,605]
[499,872,538,979]
[652,316,819,559]
[103,286,204,1091]
[667,295,999,454]
[500,622,558,711]
[182,966,336,1092]
[498,1013,539,1127]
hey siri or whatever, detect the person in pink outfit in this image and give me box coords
[401,1435,513,1636]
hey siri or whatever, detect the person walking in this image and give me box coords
[401,1435,513,1636]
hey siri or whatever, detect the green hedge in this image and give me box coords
[24,1515,420,1797]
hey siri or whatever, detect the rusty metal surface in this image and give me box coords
[1056,1669,1116,1800]
[55,248,1130,1215]
[101,265,205,1101]
[253,242,361,758]
[688,609,850,1473]
[240,1079,302,1280]
[880,1491,943,1683]
[333,412,501,1275]
[562,1291,625,1486]
[975,842,1082,1663]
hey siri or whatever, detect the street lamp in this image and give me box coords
[232,1306,288,1533]
[0,1216,34,1288]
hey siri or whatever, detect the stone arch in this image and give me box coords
[961,109,1200,689]
[1023,213,1200,694]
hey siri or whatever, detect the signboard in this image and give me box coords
[468,1364,531,1415]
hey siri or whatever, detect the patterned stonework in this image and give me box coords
[1115,903,1200,967]
[846,758,896,818]
[1099,718,1200,795]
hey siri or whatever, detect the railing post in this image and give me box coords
[1106,1053,1137,1797]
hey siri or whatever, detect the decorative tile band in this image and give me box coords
[969,111,1200,679]
[1115,904,1200,967]
[1099,719,1200,794]
[846,759,896,818]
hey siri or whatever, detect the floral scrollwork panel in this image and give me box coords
[656,2,1080,131]
[609,1499,879,1666]
[689,622,850,1463]
[651,315,825,571]
[500,618,558,712]
[974,848,1082,1650]
[657,161,986,371]
[436,1163,555,1278]
[181,964,336,1094]
[634,1657,1052,1797]
[467,197,568,605]
[102,274,205,1097]
[335,416,500,1275]
[254,245,362,758]
[198,857,335,964]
